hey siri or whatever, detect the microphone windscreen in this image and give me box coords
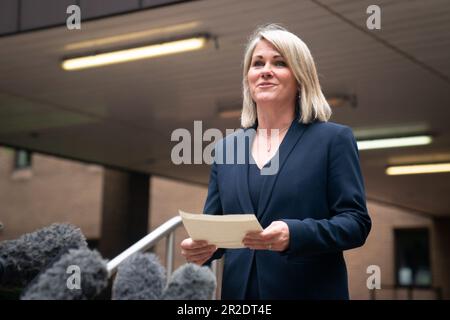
[0,223,87,287]
[162,263,216,300]
[112,252,166,300]
[21,247,108,300]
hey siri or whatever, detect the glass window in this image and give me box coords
[395,228,432,287]
[14,149,32,170]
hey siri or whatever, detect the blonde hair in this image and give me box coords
[241,23,331,128]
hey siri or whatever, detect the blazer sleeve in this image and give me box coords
[203,161,226,263]
[281,126,372,257]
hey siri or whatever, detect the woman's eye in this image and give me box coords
[253,60,287,67]
[252,60,286,67]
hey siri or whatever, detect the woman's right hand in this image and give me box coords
[180,238,217,266]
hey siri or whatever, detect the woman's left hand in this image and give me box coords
[243,221,290,251]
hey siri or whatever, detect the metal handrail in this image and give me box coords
[105,215,221,299]
[106,216,183,277]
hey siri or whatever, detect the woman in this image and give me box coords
[181,24,371,300]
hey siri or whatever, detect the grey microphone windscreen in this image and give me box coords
[0,223,87,287]
[162,263,216,300]
[21,247,108,300]
[112,252,166,300]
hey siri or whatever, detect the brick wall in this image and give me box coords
[0,148,102,241]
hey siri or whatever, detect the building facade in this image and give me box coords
[0,147,448,299]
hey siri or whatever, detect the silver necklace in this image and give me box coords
[258,125,290,153]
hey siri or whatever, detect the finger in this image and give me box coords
[192,256,210,266]
[181,246,208,256]
[260,228,280,240]
[243,238,274,247]
[245,227,278,240]
[243,232,277,243]
[181,239,193,249]
[183,240,210,250]
[190,245,216,254]
[242,239,267,246]
[189,252,214,264]
[246,244,276,251]
[244,231,264,239]
[183,244,216,256]
[198,255,214,265]
[189,239,209,248]
[186,247,216,260]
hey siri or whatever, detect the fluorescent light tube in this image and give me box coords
[386,163,450,175]
[357,135,432,150]
[62,36,207,71]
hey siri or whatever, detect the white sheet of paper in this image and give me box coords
[179,210,263,249]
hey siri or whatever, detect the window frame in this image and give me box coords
[394,227,432,289]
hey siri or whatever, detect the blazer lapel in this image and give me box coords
[235,127,256,214]
[257,120,310,220]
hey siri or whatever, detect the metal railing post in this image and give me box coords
[211,260,217,300]
[166,231,175,280]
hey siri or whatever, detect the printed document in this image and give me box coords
[179,210,263,248]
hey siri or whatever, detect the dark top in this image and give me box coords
[245,159,270,299]
[248,161,267,213]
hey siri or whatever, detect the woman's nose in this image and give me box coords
[261,68,273,79]
[260,62,274,77]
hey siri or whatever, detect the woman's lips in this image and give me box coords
[258,84,277,88]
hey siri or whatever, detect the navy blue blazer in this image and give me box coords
[203,119,371,300]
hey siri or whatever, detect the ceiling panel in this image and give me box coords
[1,0,449,216]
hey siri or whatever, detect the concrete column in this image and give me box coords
[98,168,150,258]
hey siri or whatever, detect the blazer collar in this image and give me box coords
[235,119,311,220]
